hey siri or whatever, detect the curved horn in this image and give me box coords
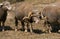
[28,11,32,18]
[23,12,32,20]
[23,16,29,20]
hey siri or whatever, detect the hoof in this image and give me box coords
[30,30,33,33]
[48,30,51,33]
[15,29,18,31]
[25,30,27,32]
[45,31,51,33]
[58,30,60,32]
[49,32,51,33]
[2,29,4,32]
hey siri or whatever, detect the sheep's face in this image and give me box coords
[2,1,12,10]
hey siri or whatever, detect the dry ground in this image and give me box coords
[0,1,60,39]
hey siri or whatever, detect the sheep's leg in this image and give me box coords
[0,21,1,26]
[15,18,18,31]
[21,21,25,31]
[29,23,33,33]
[2,21,5,31]
[48,24,52,33]
[44,21,52,33]
[24,22,28,32]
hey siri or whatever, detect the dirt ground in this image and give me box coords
[0,31,60,39]
[0,1,60,39]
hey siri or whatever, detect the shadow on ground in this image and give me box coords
[20,28,44,34]
[33,29,44,34]
[0,26,13,31]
